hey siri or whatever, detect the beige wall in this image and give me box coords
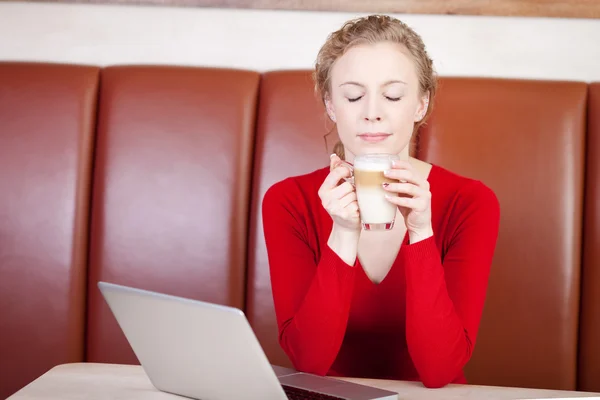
[0,1,599,81]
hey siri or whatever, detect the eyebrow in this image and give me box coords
[340,80,407,87]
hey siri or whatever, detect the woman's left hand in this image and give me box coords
[382,160,433,243]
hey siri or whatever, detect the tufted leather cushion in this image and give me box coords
[86,66,260,364]
[579,82,600,392]
[247,71,336,368]
[418,77,587,390]
[0,62,99,398]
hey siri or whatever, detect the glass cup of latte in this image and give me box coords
[352,153,400,230]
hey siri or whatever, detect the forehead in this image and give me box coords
[330,41,418,86]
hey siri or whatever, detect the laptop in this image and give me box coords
[98,281,398,400]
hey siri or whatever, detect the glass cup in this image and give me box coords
[339,153,400,230]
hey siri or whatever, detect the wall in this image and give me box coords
[0,1,599,82]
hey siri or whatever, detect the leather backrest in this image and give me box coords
[418,77,587,390]
[247,71,336,367]
[86,66,260,364]
[579,82,600,392]
[0,62,99,398]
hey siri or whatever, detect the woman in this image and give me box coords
[261,14,500,389]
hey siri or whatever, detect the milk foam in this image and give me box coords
[353,155,396,171]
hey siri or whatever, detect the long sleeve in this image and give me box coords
[403,181,500,388]
[262,179,357,375]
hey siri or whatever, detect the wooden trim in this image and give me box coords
[13,0,600,19]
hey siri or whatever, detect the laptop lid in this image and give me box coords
[98,281,288,399]
[98,281,398,400]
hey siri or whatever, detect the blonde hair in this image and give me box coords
[314,14,437,159]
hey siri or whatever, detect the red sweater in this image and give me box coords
[261,163,500,388]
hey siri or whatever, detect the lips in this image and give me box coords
[358,132,392,143]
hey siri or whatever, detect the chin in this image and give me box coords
[351,135,407,153]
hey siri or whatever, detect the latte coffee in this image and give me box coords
[354,154,400,230]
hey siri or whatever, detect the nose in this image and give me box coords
[363,96,382,122]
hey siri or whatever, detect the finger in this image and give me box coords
[323,166,352,190]
[391,159,414,171]
[343,206,360,219]
[327,192,358,218]
[332,156,355,181]
[387,162,431,189]
[385,195,429,212]
[329,181,354,200]
[383,168,423,186]
[339,200,359,219]
[338,191,357,208]
[383,182,428,198]
[330,153,341,171]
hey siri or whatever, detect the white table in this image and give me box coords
[7,362,600,400]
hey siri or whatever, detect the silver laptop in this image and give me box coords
[98,281,398,400]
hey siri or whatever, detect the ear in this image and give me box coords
[325,97,336,123]
[414,92,430,122]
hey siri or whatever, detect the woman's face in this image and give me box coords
[326,41,428,163]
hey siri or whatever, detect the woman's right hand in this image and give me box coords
[318,154,361,232]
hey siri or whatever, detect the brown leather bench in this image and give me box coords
[417,77,587,390]
[1,62,599,397]
[0,62,99,398]
[579,82,600,392]
[84,66,260,364]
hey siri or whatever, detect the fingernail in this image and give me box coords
[384,170,390,176]
[330,153,336,159]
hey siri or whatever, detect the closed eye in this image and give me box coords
[348,95,401,102]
